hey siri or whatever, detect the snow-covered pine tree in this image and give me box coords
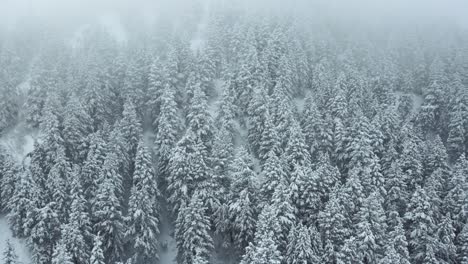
[51,242,73,264]
[285,222,320,264]
[154,82,181,184]
[81,131,107,201]
[0,150,19,213]
[29,202,61,264]
[459,222,468,264]
[7,169,36,238]
[126,140,160,264]
[62,95,93,163]
[2,240,18,264]
[175,194,213,264]
[226,147,258,251]
[355,192,387,263]
[92,176,124,263]
[404,186,438,264]
[90,236,105,264]
[444,154,468,231]
[240,205,282,264]
[259,149,287,201]
[62,169,92,264]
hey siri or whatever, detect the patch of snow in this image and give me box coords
[394,91,423,115]
[208,79,225,119]
[0,216,31,264]
[411,94,423,114]
[0,124,37,164]
[294,96,306,113]
[158,205,177,264]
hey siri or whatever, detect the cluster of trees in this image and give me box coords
[1,3,468,264]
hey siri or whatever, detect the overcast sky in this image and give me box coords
[1,0,467,31]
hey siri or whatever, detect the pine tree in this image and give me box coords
[434,215,456,263]
[240,205,282,264]
[404,186,437,264]
[90,236,105,264]
[81,131,107,201]
[62,95,93,162]
[228,187,257,252]
[51,242,73,264]
[384,161,409,219]
[29,202,61,264]
[7,169,36,237]
[186,74,214,148]
[210,125,234,196]
[260,149,287,201]
[154,83,181,181]
[269,85,293,149]
[62,169,92,264]
[337,237,360,264]
[92,177,124,263]
[285,120,311,171]
[247,86,269,155]
[0,151,19,213]
[126,140,160,264]
[418,81,444,132]
[315,154,340,204]
[399,126,424,191]
[379,245,401,264]
[447,107,466,162]
[118,99,143,173]
[319,185,351,260]
[270,182,295,253]
[147,56,164,119]
[292,164,321,224]
[355,192,387,263]
[387,218,411,264]
[423,135,450,179]
[2,240,18,264]
[175,194,213,264]
[300,93,323,156]
[167,130,209,214]
[47,148,72,223]
[227,147,258,251]
[458,222,468,264]
[285,223,320,264]
[444,154,468,231]
[258,111,281,163]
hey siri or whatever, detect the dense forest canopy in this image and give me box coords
[1,0,468,264]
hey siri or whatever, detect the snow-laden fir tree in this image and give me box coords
[126,140,160,264]
[51,242,73,264]
[90,236,105,264]
[240,205,282,264]
[175,194,213,264]
[2,240,18,264]
[285,222,320,264]
[154,83,181,183]
[61,168,92,264]
[92,176,124,263]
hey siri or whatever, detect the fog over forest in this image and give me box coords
[0,0,468,264]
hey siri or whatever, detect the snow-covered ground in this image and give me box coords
[158,212,177,264]
[0,217,31,264]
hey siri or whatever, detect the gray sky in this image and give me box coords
[1,0,467,31]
